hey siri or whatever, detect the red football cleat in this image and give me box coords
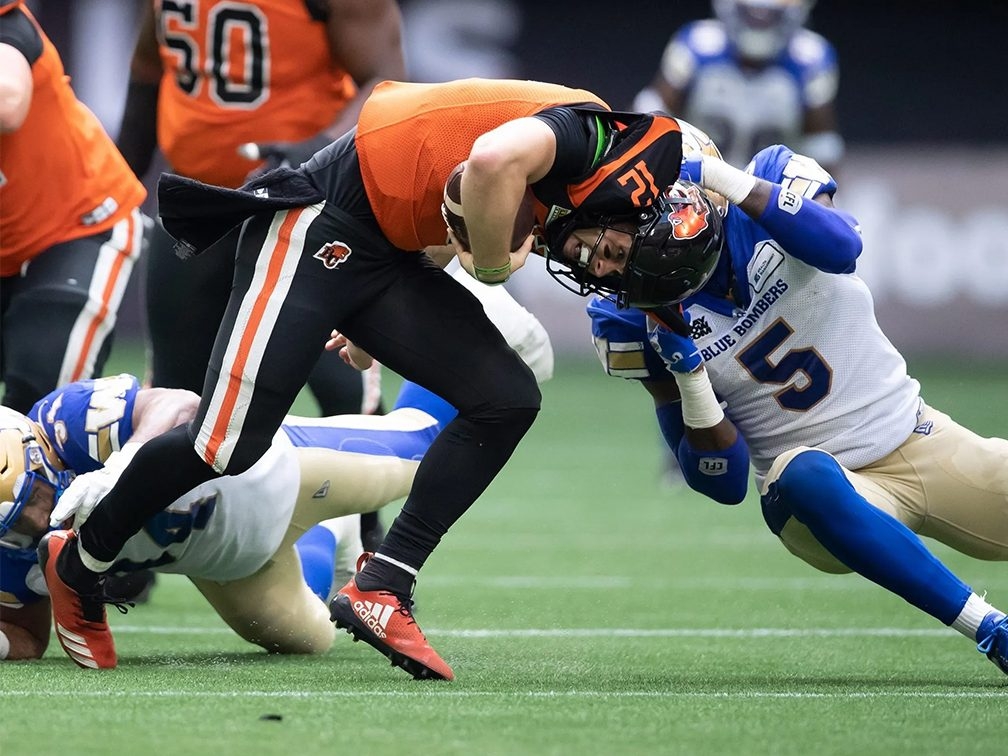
[329,560,453,681]
[37,530,118,670]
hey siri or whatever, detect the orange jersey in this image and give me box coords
[0,4,146,276]
[355,79,608,251]
[156,0,356,187]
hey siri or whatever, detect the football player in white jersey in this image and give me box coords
[584,141,1008,677]
[0,270,553,667]
[632,0,844,174]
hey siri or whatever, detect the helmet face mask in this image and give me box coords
[541,180,724,309]
[0,409,72,558]
[540,214,636,301]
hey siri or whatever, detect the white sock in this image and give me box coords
[951,593,1001,640]
[78,539,114,573]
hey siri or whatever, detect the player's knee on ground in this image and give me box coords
[761,447,851,574]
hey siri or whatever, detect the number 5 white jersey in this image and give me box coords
[687,249,920,486]
[684,146,921,486]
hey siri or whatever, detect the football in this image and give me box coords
[441,161,536,252]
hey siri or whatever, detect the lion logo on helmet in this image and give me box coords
[666,183,711,241]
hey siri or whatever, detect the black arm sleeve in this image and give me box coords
[0,5,43,64]
[116,80,160,179]
[532,106,600,180]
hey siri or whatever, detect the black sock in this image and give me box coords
[355,556,415,599]
[56,536,102,594]
[77,425,218,563]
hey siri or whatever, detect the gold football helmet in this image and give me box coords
[677,117,730,216]
[0,406,70,555]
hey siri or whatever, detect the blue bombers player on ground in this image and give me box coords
[587,144,1008,676]
[0,271,553,666]
[633,0,844,174]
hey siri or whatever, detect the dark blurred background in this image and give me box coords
[25,0,1008,358]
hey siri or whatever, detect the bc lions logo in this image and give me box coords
[668,185,711,241]
[314,241,352,269]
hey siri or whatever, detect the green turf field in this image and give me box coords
[3,346,1006,755]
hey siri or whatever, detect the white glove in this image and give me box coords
[49,443,142,529]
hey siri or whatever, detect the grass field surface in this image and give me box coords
[3,347,1006,755]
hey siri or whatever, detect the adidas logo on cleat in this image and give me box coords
[353,599,394,639]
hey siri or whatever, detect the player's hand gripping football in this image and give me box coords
[450,228,534,285]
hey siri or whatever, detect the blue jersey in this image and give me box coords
[2,375,140,608]
[30,373,139,473]
[654,19,839,168]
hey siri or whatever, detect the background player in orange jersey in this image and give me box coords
[115,0,405,416]
[116,0,407,567]
[0,0,146,416]
[43,78,705,682]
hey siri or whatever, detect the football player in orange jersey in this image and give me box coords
[115,0,404,414]
[43,78,708,681]
[0,0,146,415]
[116,0,406,571]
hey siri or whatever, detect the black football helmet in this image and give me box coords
[541,181,724,309]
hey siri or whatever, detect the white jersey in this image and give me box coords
[113,431,298,581]
[648,20,839,168]
[588,146,922,488]
[687,249,920,485]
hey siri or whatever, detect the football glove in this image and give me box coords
[49,443,142,529]
[647,313,702,374]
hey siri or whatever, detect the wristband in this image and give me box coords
[700,155,757,205]
[0,629,10,660]
[673,368,725,429]
[473,262,511,285]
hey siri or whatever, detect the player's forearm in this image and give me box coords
[130,388,200,444]
[691,155,861,272]
[116,79,160,179]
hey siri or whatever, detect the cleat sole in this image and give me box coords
[330,596,448,681]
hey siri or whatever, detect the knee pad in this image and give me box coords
[760,447,851,574]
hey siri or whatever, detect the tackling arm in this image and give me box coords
[587,296,749,505]
[48,385,200,529]
[643,375,749,506]
[129,387,200,444]
[682,150,861,272]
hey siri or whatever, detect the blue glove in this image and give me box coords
[647,314,702,374]
[679,155,703,184]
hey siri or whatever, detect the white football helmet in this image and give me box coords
[713,0,813,62]
[0,406,72,557]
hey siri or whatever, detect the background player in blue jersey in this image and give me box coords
[633,0,844,174]
[585,142,1008,677]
